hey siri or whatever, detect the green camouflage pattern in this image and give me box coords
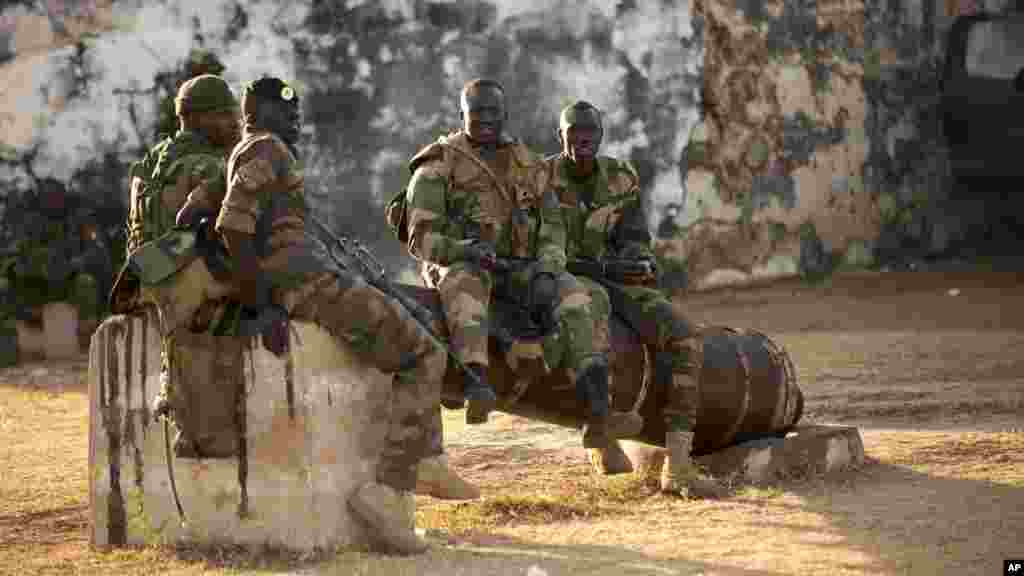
[124,228,201,286]
[545,154,653,262]
[405,131,568,366]
[545,153,701,430]
[218,129,446,492]
[174,74,238,116]
[125,120,239,456]
[405,131,566,276]
[127,130,228,255]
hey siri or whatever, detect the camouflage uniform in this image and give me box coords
[215,129,446,492]
[126,130,228,252]
[543,153,703,433]
[131,74,241,457]
[405,131,611,385]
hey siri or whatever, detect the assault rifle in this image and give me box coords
[566,258,657,286]
[303,214,485,389]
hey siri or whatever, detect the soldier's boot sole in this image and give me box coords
[348,482,429,555]
[415,454,481,500]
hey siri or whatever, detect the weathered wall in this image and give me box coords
[0,0,981,292]
[656,0,968,290]
[0,0,704,278]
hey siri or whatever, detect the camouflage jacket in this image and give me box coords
[543,153,653,262]
[405,131,565,282]
[216,129,313,291]
[127,130,228,253]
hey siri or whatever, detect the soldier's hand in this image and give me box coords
[260,316,289,357]
[463,240,498,271]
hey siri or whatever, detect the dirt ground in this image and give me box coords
[1,268,1022,575]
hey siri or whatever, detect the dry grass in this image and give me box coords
[417,470,662,537]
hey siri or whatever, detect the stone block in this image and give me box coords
[14,302,81,360]
[43,301,80,359]
[617,425,865,484]
[88,314,395,552]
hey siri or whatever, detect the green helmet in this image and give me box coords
[174,74,238,116]
[558,100,602,132]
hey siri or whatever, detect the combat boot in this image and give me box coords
[415,453,481,500]
[577,358,620,449]
[463,362,497,425]
[348,481,429,555]
[661,425,728,499]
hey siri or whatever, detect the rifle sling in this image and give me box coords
[438,140,512,204]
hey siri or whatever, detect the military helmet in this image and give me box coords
[241,76,299,109]
[175,74,238,116]
[559,100,602,132]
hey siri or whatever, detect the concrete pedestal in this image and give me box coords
[15,301,81,360]
[611,425,865,483]
[88,313,395,551]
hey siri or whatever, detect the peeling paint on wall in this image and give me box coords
[655,0,957,289]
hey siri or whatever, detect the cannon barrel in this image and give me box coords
[392,283,802,453]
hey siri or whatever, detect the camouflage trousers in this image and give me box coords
[541,273,612,379]
[158,330,247,459]
[607,282,703,431]
[281,270,447,492]
[436,261,494,367]
[438,261,612,377]
[423,271,612,458]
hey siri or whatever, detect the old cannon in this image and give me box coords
[393,283,803,456]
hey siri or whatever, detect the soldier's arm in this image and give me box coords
[405,159,473,266]
[608,161,655,261]
[176,154,227,226]
[215,140,279,306]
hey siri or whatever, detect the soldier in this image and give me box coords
[403,78,627,449]
[543,100,724,498]
[129,73,239,254]
[210,76,445,554]
[129,73,248,457]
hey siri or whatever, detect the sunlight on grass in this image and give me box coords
[418,471,662,536]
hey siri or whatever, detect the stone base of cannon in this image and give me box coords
[599,425,864,483]
[88,313,397,551]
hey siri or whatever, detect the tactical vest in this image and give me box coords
[126,133,222,256]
